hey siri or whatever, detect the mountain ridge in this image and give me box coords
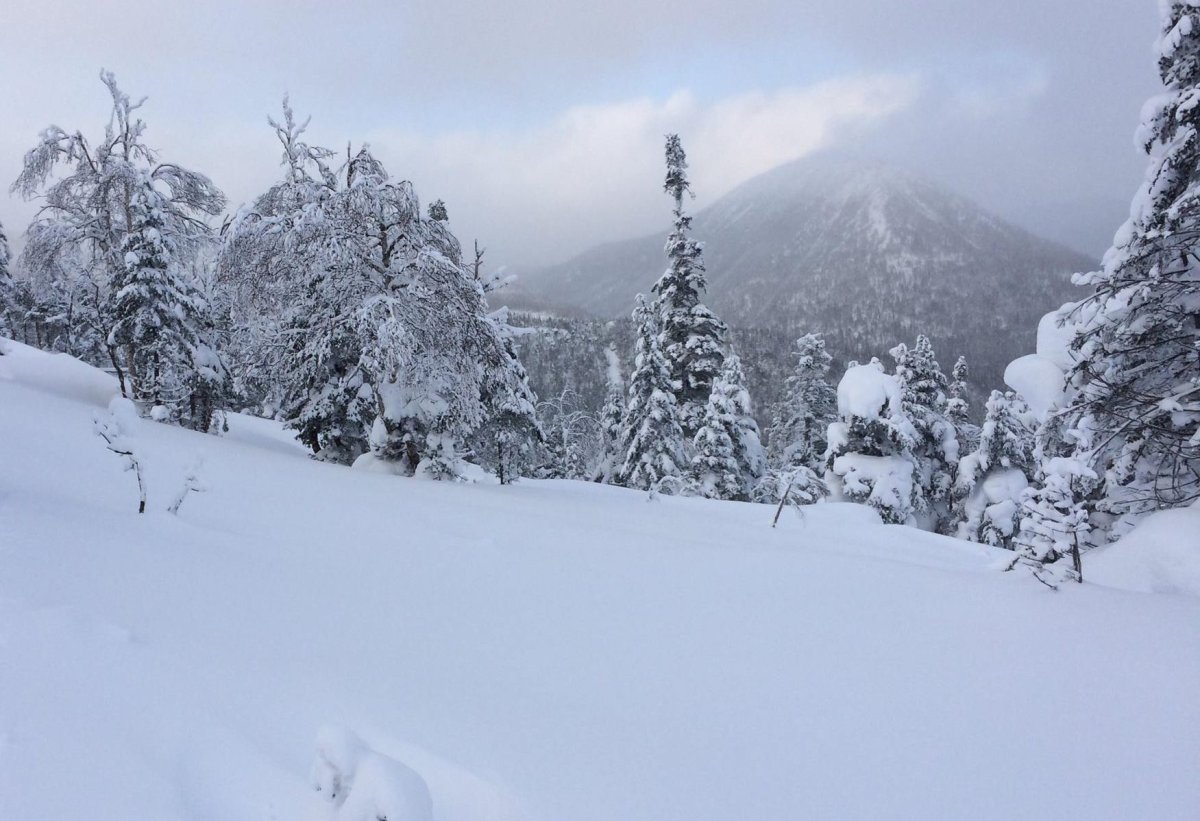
[507,153,1095,390]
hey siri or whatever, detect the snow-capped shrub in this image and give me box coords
[311,726,433,821]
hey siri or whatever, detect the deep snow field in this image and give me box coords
[1,340,1197,821]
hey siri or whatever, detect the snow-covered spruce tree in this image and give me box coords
[595,387,626,483]
[652,134,727,438]
[10,71,224,367]
[281,277,374,463]
[825,362,920,524]
[618,295,687,493]
[1009,446,1097,587]
[593,346,627,483]
[106,176,216,423]
[469,332,542,484]
[889,336,959,532]
[690,352,766,500]
[184,260,232,433]
[755,328,834,505]
[766,333,837,471]
[1057,2,1200,532]
[955,390,1038,548]
[946,355,979,452]
[0,220,12,344]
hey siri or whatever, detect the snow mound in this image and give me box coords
[107,396,141,431]
[1004,354,1064,419]
[979,467,1030,506]
[1087,503,1200,597]
[0,337,119,407]
[1035,305,1078,371]
[837,363,902,420]
[312,726,433,821]
[352,451,409,475]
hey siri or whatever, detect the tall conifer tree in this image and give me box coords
[0,220,12,343]
[653,134,727,438]
[691,352,765,500]
[766,333,837,471]
[618,295,687,492]
[107,177,208,419]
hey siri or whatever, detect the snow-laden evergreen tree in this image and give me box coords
[955,390,1037,548]
[690,353,765,500]
[107,176,217,425]
[0,220,12,344]
[652,134,727,438]
[890,336,959,532]
[470,332,542,484]
[184,261,232,433]
[825,361,920,524]
[595,346,627,483]
[618,295,687,492]
[946,355,979,451]
[595,387,626,482]
[1009,446,1097,587]
[766,333,837,471]
[10,72,224,365]
[1057,2,1200,532]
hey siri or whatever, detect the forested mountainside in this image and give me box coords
[510,154,1094,391]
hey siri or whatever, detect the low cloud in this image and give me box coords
[365,74,919,268]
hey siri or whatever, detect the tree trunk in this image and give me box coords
[771,478,794,528]
[107,345,128,398]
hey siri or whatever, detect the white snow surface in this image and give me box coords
[1004,354,1065,419]
[0,341,1198,821]
[1087,502,1200,597]
[836,362,902,420]
[1035,304,1079,372]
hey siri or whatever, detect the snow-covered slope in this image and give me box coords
[512,154,1094,390]
[1,342,1197,821]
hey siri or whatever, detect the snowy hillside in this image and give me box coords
[1,341,1197,821]
[512,154,1094,390]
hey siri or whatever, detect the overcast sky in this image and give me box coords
[0,0,1160,270]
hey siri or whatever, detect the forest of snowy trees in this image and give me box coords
[1,0,1198,586]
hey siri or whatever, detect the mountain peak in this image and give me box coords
[511,154,1094,390]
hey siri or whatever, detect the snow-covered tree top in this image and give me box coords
[837,363,903,421]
